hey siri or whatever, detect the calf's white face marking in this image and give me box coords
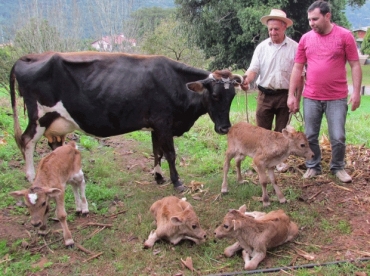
[28,193,38,205]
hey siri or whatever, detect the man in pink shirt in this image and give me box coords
[288,0,362,183]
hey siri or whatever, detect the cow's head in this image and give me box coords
[170,205,207,244]
[186,70,242,134]
[214,205,246,239]
[283,125,314,161]
[10,187,62,228]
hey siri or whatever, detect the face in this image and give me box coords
[267,19,287,44]
[308,8,331,34]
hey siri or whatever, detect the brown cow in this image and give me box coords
[221,122,314,206]
[9,141,88,248]
[214,205,298,270]
[144,196,206,248]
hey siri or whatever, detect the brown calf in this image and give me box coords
[221,122,314,206]
[214,205,298,270]
[10,141,88,248]
[144,196,206,248]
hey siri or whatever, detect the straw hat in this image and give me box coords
[260,9,293,27]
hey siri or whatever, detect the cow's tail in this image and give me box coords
[9,64,24,156]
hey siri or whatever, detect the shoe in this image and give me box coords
[334,169,352,183]
[303,168,321,179]
[276,162,289,172]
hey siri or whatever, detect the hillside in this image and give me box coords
[345,0,370,29]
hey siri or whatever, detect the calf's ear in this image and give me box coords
[9,190,27,198]
[232,219,241,231]
[238,204,247,213]
[45,188,62,198]
[170,216,184,226]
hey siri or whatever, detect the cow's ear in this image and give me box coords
[45,188,62,198]
[9,190,27,198]
[186,82,205,93]
[238,204,247,213]
[282,127,294,138]
[170,216,183,226]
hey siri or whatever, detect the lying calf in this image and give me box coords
[214,205,298,270]
[221,122,314,206]
[144,196,206,248]
[10,141,88,248]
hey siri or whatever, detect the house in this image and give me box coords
[91,34,136,52]
[352,26,369,49]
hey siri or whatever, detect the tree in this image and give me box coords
[141,16,209,68]
[361,28,370,55]
[175,0,366,70]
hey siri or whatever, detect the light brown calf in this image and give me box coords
[10,141,88,248]
[222,122,314,206]
[144,196,206,248]
[214,205,298,270]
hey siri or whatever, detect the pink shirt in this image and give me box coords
[295,24,359,100]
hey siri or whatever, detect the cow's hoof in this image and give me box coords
[66,243,74,249]
[174,185,187,193]
[155,173,166,184]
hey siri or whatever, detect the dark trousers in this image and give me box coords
[256,90,290,133]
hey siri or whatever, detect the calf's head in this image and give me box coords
[10,187,62,228]
[187,70,242,135]
[214,205,246,239]
[171,206,207,244]
[283,125,314,160]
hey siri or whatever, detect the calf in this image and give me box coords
[10,141,88,248]
[214,205,298,270]
[144,196,206,248]
[221,122,314,206]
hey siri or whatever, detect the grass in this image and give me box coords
[1,87,370,275]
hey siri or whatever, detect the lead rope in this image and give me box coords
[245,91,250,123]
[287,111,304,131]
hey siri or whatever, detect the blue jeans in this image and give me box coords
[303,98,348,172]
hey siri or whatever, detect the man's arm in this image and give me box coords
[348,60,362,111]
[287,63,305,113]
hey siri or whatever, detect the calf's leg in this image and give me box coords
[267,168,286,204]
[55,195,74,247]
[69,170,89,214]
[221,152,233,193]
[144,230,159,248]
[224,241,242,257]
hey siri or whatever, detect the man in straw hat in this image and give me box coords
[241,9,304,172]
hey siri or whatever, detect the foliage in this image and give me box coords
[175,0,365,70]
[361,28,370,55]
[141,15,210,68]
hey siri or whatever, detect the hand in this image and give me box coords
[348,92,361,111]
[240,75,249,91]
[287,95,299,114]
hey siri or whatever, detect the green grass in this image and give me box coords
[1,88,370,275]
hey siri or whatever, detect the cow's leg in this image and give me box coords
[23,125,45,182]
[267,168,286,204]
[151,132,166,184]
[254,159,270,207]
[143,230,159,248]
[221,152,232,193]
[153,131,185,192]
[69,170,89,215]
[55,195,74,247]
[224,241,242,257]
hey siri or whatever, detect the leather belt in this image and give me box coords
[258,85,288,95]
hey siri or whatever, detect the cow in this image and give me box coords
[144,196,206,248]
[221,122,314,206]
[9,141,88,248]
[214,205,298,270]
[9,51,243,193]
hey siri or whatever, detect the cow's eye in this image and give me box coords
[192,225,197,229]
[223,224,229,229]
[212,93,219,101]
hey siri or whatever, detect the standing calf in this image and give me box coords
[10,141,88,248]
[144,196,206,248]
[214,205,298,270]
[221,122,314,206]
